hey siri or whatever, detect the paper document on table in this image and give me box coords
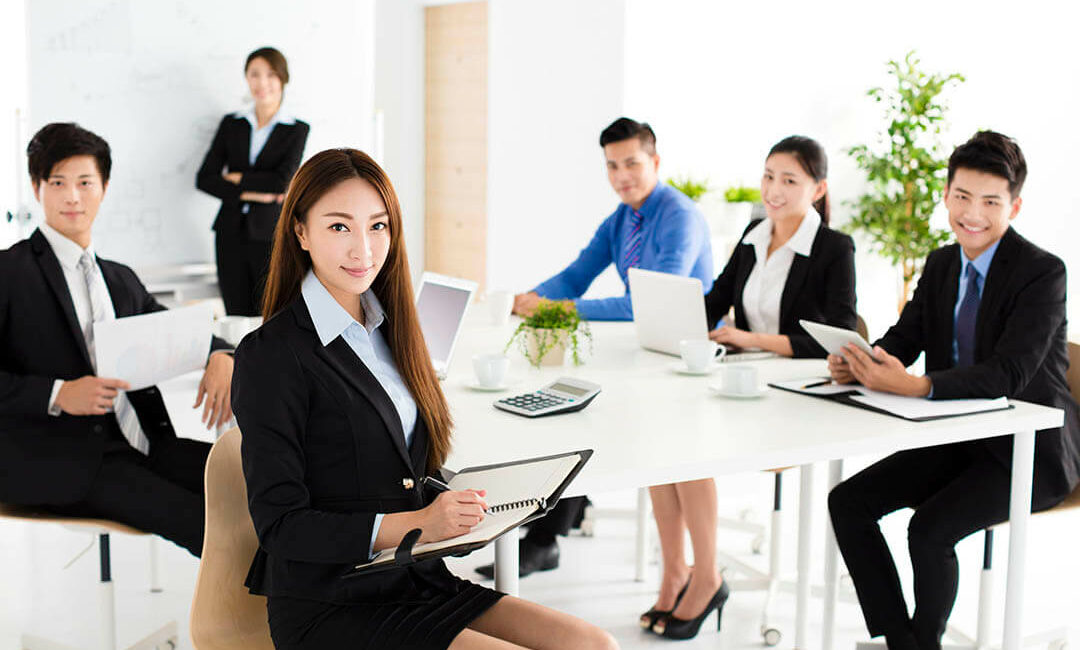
[93,304,214,390]
[850,392,1010,420]
[769,377,860,395]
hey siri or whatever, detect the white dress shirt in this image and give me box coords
[234,105,296,215]
[40,224,150,453]
[741,208,822,336]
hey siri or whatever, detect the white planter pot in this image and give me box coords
[522,327,570,367]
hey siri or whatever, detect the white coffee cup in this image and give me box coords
[487,290,514,326]
[679,339,720,372]
[720,364,759,396]
[472,353,510,388]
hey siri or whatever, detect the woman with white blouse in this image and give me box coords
[642,136,857,640]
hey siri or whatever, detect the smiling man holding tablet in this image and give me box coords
[827,131,1080,650]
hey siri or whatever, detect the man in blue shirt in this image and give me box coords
[513,117,713,321]
[478,119,713,582]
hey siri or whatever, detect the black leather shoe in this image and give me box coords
[474,538,560,579]
[639,578,690,629]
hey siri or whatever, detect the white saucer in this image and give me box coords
[707,384,766,399]
[669,361,718,376]
[464,379,515,392]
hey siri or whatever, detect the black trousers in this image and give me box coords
[215,232,273,317]
[42,424,210,556]
[828,440,1063,650]
[525,496,587,541]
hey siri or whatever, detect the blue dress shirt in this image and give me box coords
[235,105,296,214]
[301,270,417,558]
[532,183,713,321]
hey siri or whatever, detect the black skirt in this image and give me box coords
[266,578,504,650]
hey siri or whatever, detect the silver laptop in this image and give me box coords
[415,272,478,379]
[628,267,777,361]
[628,268,708,356]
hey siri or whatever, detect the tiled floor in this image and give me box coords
[2,469,1077,650]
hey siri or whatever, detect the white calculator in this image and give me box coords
[494,377,601,418]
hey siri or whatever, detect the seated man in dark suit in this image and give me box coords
[0,122,235,556]
[826,131,1080,650]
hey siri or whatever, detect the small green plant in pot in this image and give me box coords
[506,300,592,367]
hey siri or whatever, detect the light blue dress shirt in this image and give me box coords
[532,183,713,321]
[301,270,417,558]
[951,239,1001,366]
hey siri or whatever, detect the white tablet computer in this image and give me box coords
[799,320,875,357]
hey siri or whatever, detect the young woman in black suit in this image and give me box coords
[643,136,857,640]
[196,46,310,316]
[230,148,617,650]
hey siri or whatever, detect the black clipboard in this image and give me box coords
[768,383,1014,422]
[344,448,593,577]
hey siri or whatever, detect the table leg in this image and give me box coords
[1002,429,1035,650]
[494,533,519,596]
[796,463,815,650]
[822,459,844,650]
[635,487,650,582]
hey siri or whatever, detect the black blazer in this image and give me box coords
[877,227,1080,499]
[0,229,231,505]
[704,218,857,358]
[196,114,310,242]
[231,297,459,604]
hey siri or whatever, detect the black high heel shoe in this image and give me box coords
[639,578,690,630]
[652,580,730,640]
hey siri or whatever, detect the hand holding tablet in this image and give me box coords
[799,320,881,363]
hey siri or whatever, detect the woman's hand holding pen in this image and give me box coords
[418,489,488,543]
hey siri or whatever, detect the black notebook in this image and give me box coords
[768,378,1012,422]
[347,449,592,574]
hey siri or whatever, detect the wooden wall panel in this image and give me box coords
[425,1,487,288]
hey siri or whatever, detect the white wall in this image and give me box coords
[375,0,427,282]
[23,0,375,267]
[622,0,1080,336]
[0,0,29,250]
[487,0,628,296]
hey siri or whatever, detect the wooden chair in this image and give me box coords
[0,506,177,649]
[189,427,274,650]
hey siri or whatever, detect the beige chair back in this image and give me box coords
[855,314,869,342]
[190,427,274,650]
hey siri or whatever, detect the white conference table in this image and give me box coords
[442,313,1063,650]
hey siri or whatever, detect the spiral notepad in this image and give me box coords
[357,449,592,571]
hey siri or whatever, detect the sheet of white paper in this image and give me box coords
[93,304,214,390]
[770,377,862,395]
[850,392,1009,420]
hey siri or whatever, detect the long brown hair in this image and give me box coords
[262,148,453,471]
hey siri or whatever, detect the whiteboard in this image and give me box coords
[26,0,375,267]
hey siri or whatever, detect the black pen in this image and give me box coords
[421,476,452,492]
[802,379,833,389]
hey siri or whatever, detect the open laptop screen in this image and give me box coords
[415,274,475,370]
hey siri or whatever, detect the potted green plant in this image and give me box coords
[845,51,964,312]
[506,300,592,367]
[666,175,711,202]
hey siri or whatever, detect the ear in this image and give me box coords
[294,221,309,251]
[651,153,661,173]
[814,179,828,203]
[1009,195,1022,221]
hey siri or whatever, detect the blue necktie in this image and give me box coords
[623,209,644,271]
[955,265,981,368]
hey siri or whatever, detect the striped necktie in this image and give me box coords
[78,252,150,454]
[955,264,981,368]
[622,208,644,271]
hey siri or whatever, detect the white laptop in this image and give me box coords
[415,272,478,379]
[628,267,777,361]
[628,268,709,356]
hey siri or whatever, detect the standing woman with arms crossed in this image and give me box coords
[230,148,617,650]
[197,46,310,316]
[643,136,857,640]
